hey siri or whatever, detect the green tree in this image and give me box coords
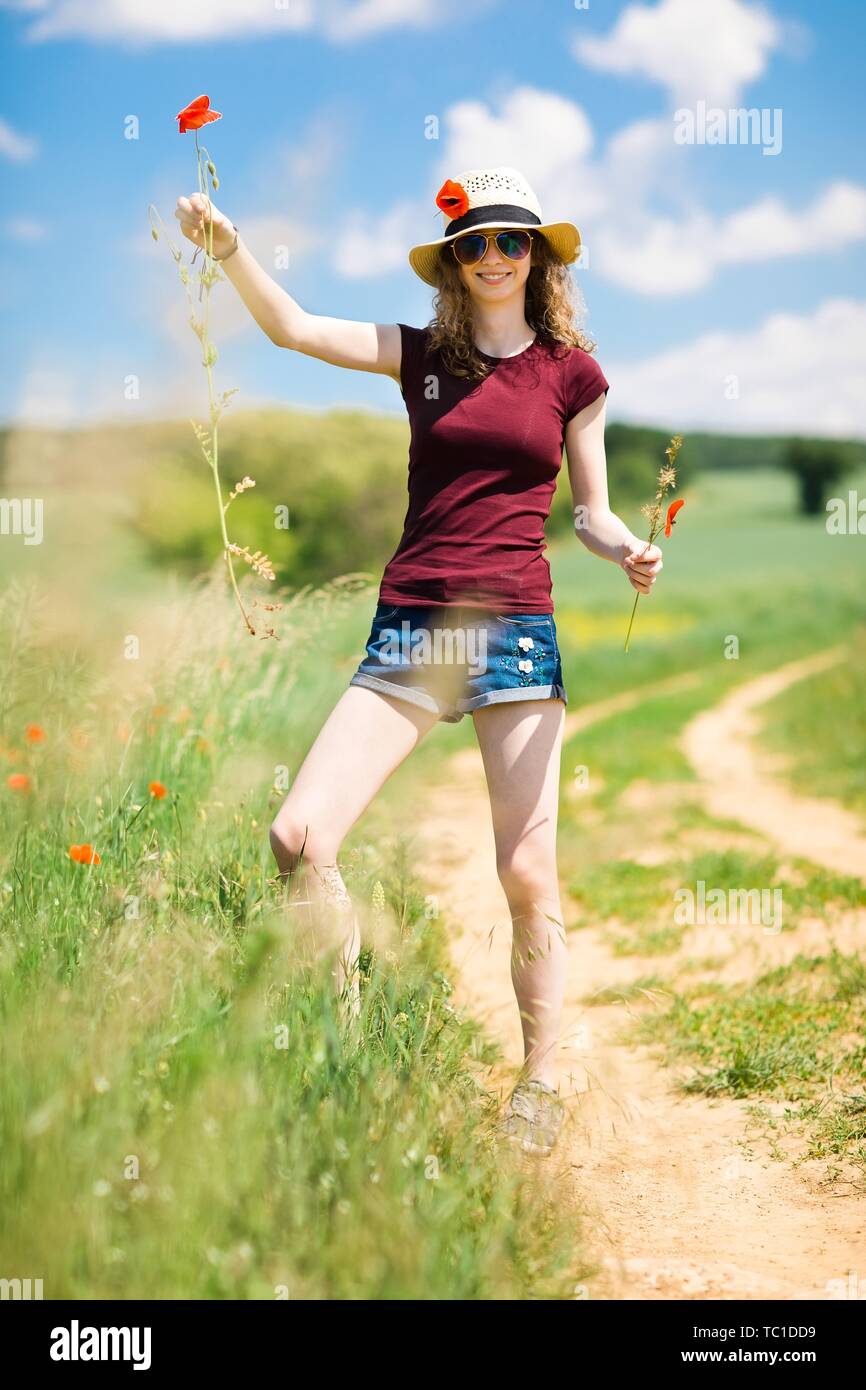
[782,437,852,516]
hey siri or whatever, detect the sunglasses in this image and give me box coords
[450,229,533,267]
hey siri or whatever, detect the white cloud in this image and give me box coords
[147,213,321,350]
[719,182,866,263]
[333,86,866,296]
[12,299,862,436]
[14,364,79,426]
[1,0,303,43]
[281,111,344,199]
[4,216,48,240]
[331,86,604,281]
[0,115,38,161]
[608,298,866,438]
[441,89,595,201]
[598,180,866,295]
[574,0,784,106]
[603,116,676,205]
[230,213,320,274]
[324,0,441,42]
[597,210,716,295]
[334,199,424,279]
[9,352,209,428]
[0,0,484,44]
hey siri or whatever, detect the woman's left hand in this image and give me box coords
[622,540,663,594]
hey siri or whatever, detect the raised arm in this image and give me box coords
[174,192,402,380]
[565,391,663,595]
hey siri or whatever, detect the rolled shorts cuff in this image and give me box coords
[349,671,567,724]
[348,670,454,719]
[457,682,568,715]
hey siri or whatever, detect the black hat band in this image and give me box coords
[443,204,542,238]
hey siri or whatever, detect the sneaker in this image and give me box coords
[502,1079,565,1156]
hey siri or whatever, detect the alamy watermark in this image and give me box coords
[674,880,783,935]
[49,1320,151,1370]
[378,621,489,676]
[826,1270,866,1299]
[0,498,43,545]
[674,101,782,156]
[1,1276,43,1299]
[826,491,866,535]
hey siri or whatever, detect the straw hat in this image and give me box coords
[407,166,581,287]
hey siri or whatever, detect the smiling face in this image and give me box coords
[453,226,533,302]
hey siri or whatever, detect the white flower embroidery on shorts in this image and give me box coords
[500,631,544,686]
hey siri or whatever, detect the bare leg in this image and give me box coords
[472,699,566,1088]
[270,684,440,1011]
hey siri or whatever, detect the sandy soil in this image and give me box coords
[682,647,866,879]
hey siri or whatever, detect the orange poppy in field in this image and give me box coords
[665,498,685,537]
[435,179,469,220]
[25,724,46,743]
[176,95,222,134]
[69,844,101,865]
[7,773,31,793]
[148,780,168,800]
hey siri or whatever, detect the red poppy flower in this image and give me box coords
[69,843,101,865]
[148,780,168,800]
[7,773,31,793]
[435,179,469,220]
[176,95,222,134]
[665,498,685,538]
[25,723,46,743]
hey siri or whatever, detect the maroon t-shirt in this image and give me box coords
[378,323,609,614]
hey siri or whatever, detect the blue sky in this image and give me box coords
[1,0,864,436]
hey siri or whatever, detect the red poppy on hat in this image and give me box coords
[435,179,469,220]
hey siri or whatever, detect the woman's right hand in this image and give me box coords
[174,192,235,257]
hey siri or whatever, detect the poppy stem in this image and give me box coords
[149,122,260,639]
[624,592,640,653]
[193,134,255,637]
[621,434,686,652]
[624,520,661,652]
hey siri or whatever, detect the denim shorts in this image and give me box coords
[348,602,568,724]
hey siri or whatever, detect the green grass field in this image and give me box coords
[0,576,588,1299]
[1,442,864,1292]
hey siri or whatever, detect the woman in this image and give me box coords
[175,166,663,1156]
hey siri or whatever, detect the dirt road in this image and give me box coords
[416,655,866,1299]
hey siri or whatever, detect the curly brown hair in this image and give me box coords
[426,233,596,381]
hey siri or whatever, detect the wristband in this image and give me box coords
[212,224,239,263]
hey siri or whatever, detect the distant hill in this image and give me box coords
[2,409,863,589]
